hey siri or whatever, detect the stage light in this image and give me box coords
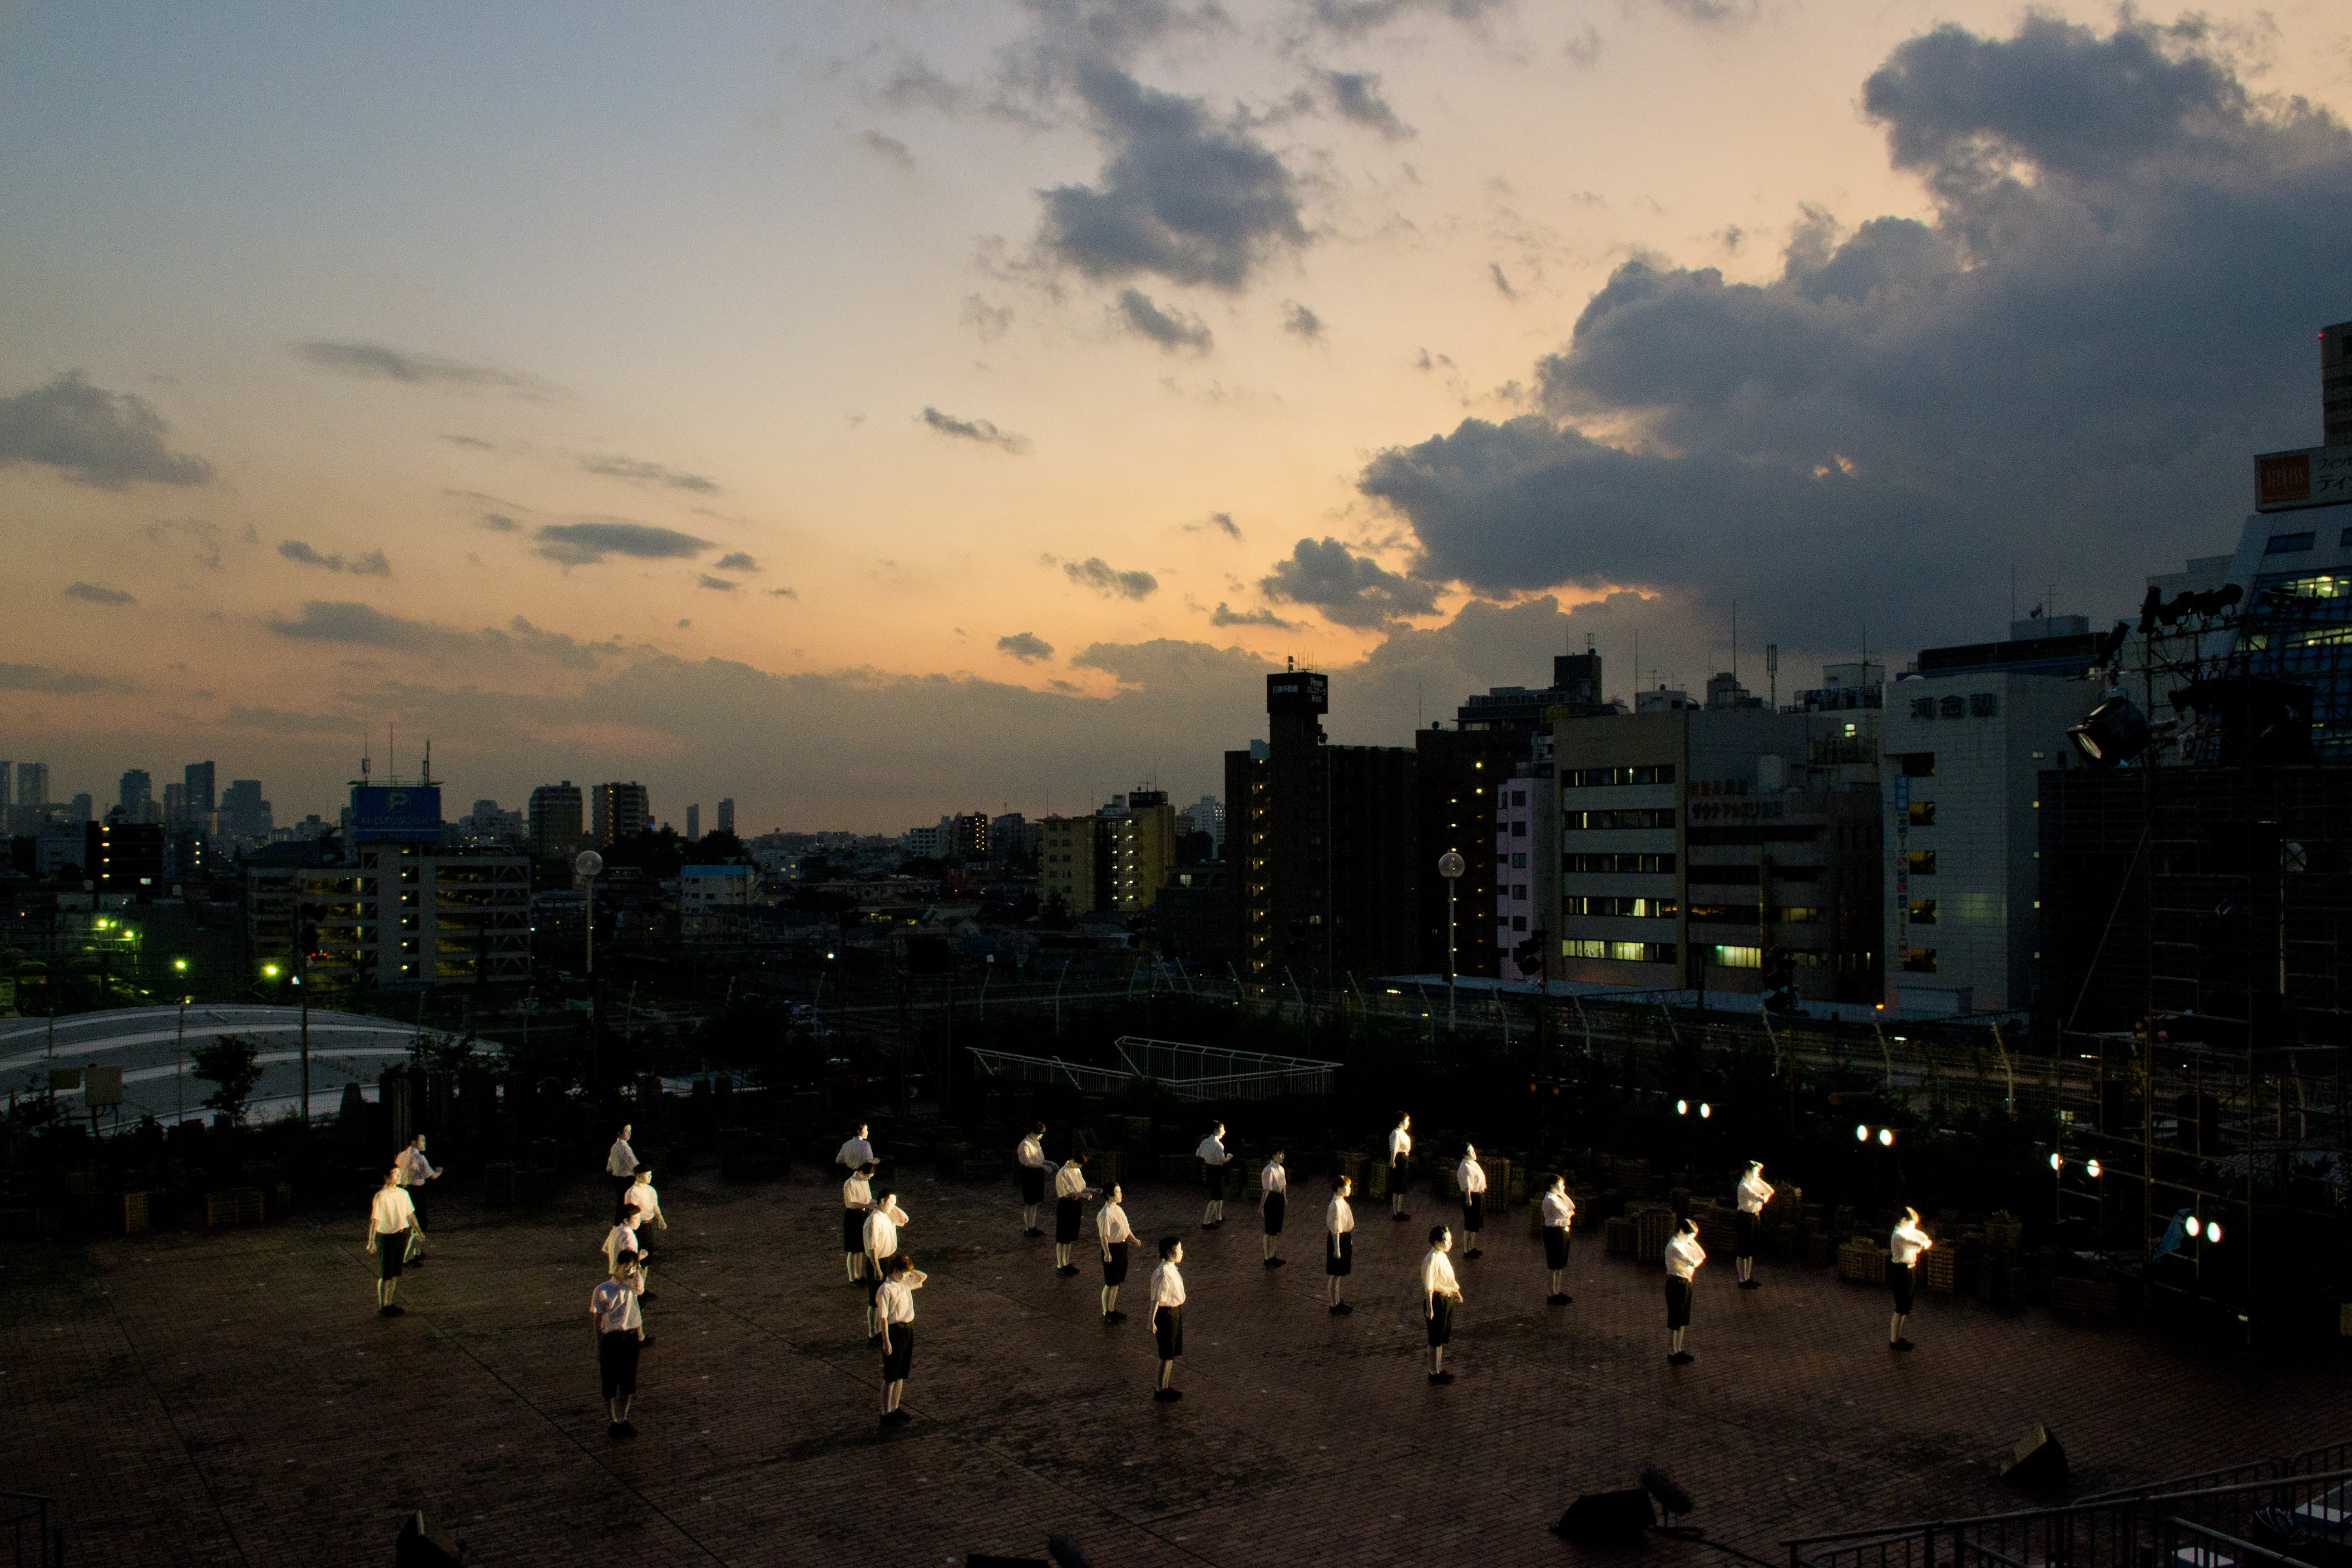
[1856,1124,1870,1142]
[2084,1159,2102,1179]
[1677,1099,1688,1116]
[2206,1221,2223,1243]
[2049,1152,2063,1171]
[2068,693,2152,766]
[1879,1127,1894,1147]
[2185,1216,2202,1239]
[1699,1102,1712,1119]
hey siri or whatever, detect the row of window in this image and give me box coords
[1564,852,1675,874]
[1564,895,1675,918]
[1908,693,2000,720]
[1565,808,1676,830]
[1563,939,1677,963]
[1564,764,1676,788]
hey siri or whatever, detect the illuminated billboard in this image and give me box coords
[2255,446,2352,513]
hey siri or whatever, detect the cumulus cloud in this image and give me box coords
[922,407,1030,453]
[1321,71,1411,138]
[1211,601,1297,628]
[1063,556,1160,599]
[265,600,449,650]
[714,552,759,572]
[998,631,1056,662]
[579,453,720,493]
[534,518,713,565]
[1113,288,1214,353]
[698,574,738,591]
[0,662,121,694]
[1358,14,2352,654]
[1281,301,1325,341]
[0,372,213,488]
[290,341,558,398]
[65,582,136,606]
[1259,536,1443,628]
[481,616,638,670]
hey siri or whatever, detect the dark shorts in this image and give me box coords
[1462,1193,1484,1233]
[1020,1166,1047,1205]
[1892,1262,1917,1314]
[881,1323,915,1382]
[1154,1304,1184,1359]
[1056,1196,1083,1243]
[404,1188,428,1233]
[377,1230,408,1280]
[1263,1192,1286,1236]
[1666,1275,1693,1329]
[1204,1164,1226,1200]
[1426,1294,1455,1348]
[1102,1239,1129,1285]
[1326,1231,1353,1277]
[600,1330,640,1398]
[614,1175,635,1221]
[1545,1226,1570,1270]
[1736,1210,1761,1259]
[842,1208,865,1253]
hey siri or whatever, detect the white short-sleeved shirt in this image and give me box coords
[842,1175,872,1211]
[591,1278,642,1334]
[1017,1135,1046,1169]
[370,1187,416,1234]
[1197,1136,1228,1166]
[625,1181,661,1222]
[1421,1249,1459,1297]
[1097,1202,1131,1245]
[1737,1171,1774,1214]
[1388,1127,1412,1159]
[1327,1195,1354,1235]
[602,1224,641,1270]
[1890,1220,1933,1267]
[864,1208,900,1259]
[1665,1233,1706,1280]
[395,1147,437,1186]
[1261,1163,1287,1195]
[1147,1261,1186,1309]
[1054,1164,1088,1200]
[837,1136,874,1169]
[1543,1190,1575,1228]
[607,1139,638,1178]
[1457,1158,1486,1195]
[877,1275,920,1325]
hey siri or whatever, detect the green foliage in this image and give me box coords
[190,1032,263,1126]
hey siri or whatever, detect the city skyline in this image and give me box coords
[4,2,2350,830]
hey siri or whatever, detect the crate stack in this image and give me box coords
[1604,1215,1637,1256]
[1837,1234,1888,1285]
[1633,1203,1677,1264]
[1691,1199,1737,1259]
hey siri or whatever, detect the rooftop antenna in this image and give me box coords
[1731,599,1738,687]
[389,724,396,785]
[1767,642,1779,710]
[361,729,371,785]
[422,737,433,787]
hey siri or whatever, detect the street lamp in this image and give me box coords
[575,850,604,976]
[1437,850,1465,1030]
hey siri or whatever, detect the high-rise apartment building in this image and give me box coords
[219,779,272,841]
[1040,815,1108,913]
[1107,789,1177,911]
[118,769,159,824]
[591,781,651,847]
[277,842,531,989]
[0,763,11,814]
[184,760,216,815]
[86,818,166,896]
[1190,795,1225,853]
[19,763,50,807]
[528,781,585,862]
[715,797,735,836]
[686,803,701,842]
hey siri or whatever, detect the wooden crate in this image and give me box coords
[1604,1215,1636,1255]
[1693,1206,1737,1258]
[1837,1239,1887,1285]
[122,1190,150,1235]
[1924,1246,1960,1293]
[205,1188,265,1229]
[1634,1207,1676,1263]
[1618,1161,1651,1200]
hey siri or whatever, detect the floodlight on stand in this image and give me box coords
[2067,692,2153,766]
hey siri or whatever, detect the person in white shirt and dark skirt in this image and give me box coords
[1542,1175,1575,1305]
[1387,1114,1413,1221]
[836,1124,875,1183]
[366,1167,419,1315]
[1197,1124,1231,1228]
[1148,1237,1187,1401]
[1456,1145,1487,1259]
[625,1169,666,1245]
[1259,1150,1288,1267]
[1664,1217,1705,1364]
[592,1254,645,1437]
[1017,1122,1049,1236]
[864,1191,910,1342]
[1735,1161,1773,1288]
[1325,1174,1355,1314]
[1422,1225,1463,1384]
[1054,1151,1093,1275]
[876,1253,928,1426]
[607,1124,638,1225]
[1097,1184,1133,1322]
[395,1135,440,1260]
[842,1163,876,1283]
[1889,1207,1932,1351]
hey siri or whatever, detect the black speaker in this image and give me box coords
[396,1511,461,1567]
[1553,1488,1656,1545]
[1999,1424,2068,1490]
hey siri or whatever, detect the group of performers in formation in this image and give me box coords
[357,1110,1938,1435]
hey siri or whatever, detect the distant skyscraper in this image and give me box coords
[68,792,93,823]
[1192,794,1225,852]
[0,763,11,812]
[19,762,50,807]
[119,769,154,822]
[220,779,272,840]
[184,760,216,816]
[591,781,651,846]
[528,781,585,861]
[716,797,735,836]
[2325,319,2351,447]
[686,803,700,842]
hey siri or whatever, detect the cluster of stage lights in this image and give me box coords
[2048,1152,2103,1178]
[1855,1124,1896,1146]
[1675,1100,1711,1118]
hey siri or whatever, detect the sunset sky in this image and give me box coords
[4,0,2350,832]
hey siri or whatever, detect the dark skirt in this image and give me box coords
[599,1330,640,1398]
[881,1323,915,1382]
[1019,1166,1047,1205]
[1204,1164,1226,1200]
[1326,1230,1353,1277]
[1056,1196,1083,1243]
[1736,1209,1761,1259]
[1263,1191,1286,1236]
[1462,1193,1484,1233]
[842,1207,864,1253]
[1666,1275,1693,1329]
[1544,1225,1570,1270]
[1154,1303,1184,1359]
[1102,1239,1129,1285]
[377,1230,408,1279]
[1891,1261,1917,1314]
[1426,1294,1454,1347]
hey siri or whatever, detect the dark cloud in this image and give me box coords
[770,586,799,599]
[0,662,122,695]
[0,372,213,488]
[265,600,448,650]
[1211,601,1297,629]
[349,550,391,578]
[1259,536,1442,628]
[220,705,355,735]
[1360,15,2352,654]
[921,407,1030,453]
[877,55,971,115]
[290,341,557,398]
[962,295,1015,342]
[1489,263,1516,299]
[1281,301,1325,341]
[858,130,917,170]
[998,631,1056,662]
[534,519,713,566]
[1322,71,1411,139]
[277,539,389,576]
[698,574,738,591]
[438,433,494,449]
[1653,0,1756,24]
[479,514,521,532]
[64,582,136,606]
[579,453,720,493]
[1037,65,1309,291]
[1189,510,1244,540]
[1305,0,1510,39]
[1113,288,1213,353]
[714,552,759,572]
[481,616,637,671]
[1063,556,1160,599]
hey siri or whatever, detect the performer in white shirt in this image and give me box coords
[1422,1225,1464,1384]
[1259,1150,1288,1267]
[591,1254,646,1437]
[394,1134,441,1262]
[601,1211,656,1322]
[1735,1161,1774,1288]
[1888,1207,1933,1352]
[1541,1175,1576,1305]
[1197,1122,1232,1228]
[625,1169,666,1236]
[1096,1184,1133,1322]
[1387,1113,1414,1221]
[1053,1151,1093,1275]
[1147,1237,1187,1401]
[876,1253,928,1425]
[1016,1122,1050,1237]
[1456,1145,1488,1259]
[365,1166,419,1315]
[606,1123,638,1225]
[841,1163,876,1283]
[863,1191,910,1342]
[1325,1174,1356,1314]
[836,1124,875,1181]
[1664,1217,1706,1364]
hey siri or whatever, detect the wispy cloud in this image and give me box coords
[1063,556,1160,600]
[0,661,125,694]
[1211,601,1296,629]
[64,582,136,606]
[579,453,720,493]
[279,539,392,576]
[290,341,560,399]
[534,519,713,566]
[997,631,1055,662]
[921,407,1030,453]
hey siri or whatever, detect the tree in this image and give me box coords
[191,1033,263,1126]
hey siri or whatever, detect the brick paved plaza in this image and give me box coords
[7,1161,2345,1567]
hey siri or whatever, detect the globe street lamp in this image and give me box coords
[1437,850,1465,1030]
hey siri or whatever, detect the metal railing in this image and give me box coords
[965,1037,1342,1103]
[0,1493,58,1568]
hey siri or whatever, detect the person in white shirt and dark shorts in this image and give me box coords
[876,1253,928,1426]
[1542,1175,1576,1304]
[1054,1152,1093,1275]
[864,1191,910,1342]
[1664,1217,1705,1364]
[1889,1207,1932,1351]
[366,1167,419,1316]
[607,1124,638,1226]
[1387,1114,1413,1221]
[1325,1174,1355,1314]
[1735,1161,1773,1288]
[1197,1124,1231,1228]
[1148,1237,1187,1401]
[1097,1184,1133,1322]
[1456,1145,1488,1259]
[1016,1122,1050,1237]
[592,1254,645,1437]
[842,1163,876,1283]
[1259,1150,1288,1267]
[395,1135,440,1260]
[1422,1225,1463,1384]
